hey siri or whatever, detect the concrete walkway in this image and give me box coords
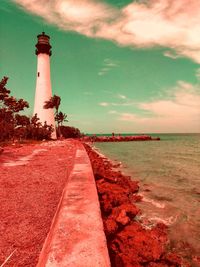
[37,141,110,267]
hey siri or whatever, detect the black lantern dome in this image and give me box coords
[35,32,52,56]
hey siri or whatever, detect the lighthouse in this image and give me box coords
[33,32,57,139]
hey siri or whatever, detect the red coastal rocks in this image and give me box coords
[82,135,160,142]
[84,143,190,267]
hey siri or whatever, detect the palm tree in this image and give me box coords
[55,111,68,126]
[43,95,61,116]
[44,95,69,138]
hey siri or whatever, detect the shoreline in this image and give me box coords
[83,142,193,267]
[82,135,160,142]
[1,139,199,266]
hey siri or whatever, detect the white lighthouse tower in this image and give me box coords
[33,32,57,139]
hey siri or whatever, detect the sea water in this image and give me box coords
[95,134,200,258]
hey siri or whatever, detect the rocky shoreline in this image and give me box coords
[84,143,191,267]
[82,135,160,142]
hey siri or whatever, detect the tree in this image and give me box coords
[0,76,10,100]
[44,94,67,137]
[43,95,61,115]
[55,111,68,126]
[15,114,30,127]
[31,113,42,128]
[0,77,53,142]
[59,126,82,138]
[4,96,29,113]
[0,76,30,141]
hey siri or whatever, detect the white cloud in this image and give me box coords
[55,0,113,24]
[120,113,142,121]
[83,91,93,95]
[163,51,180,60]
[98,58,119,76]
[14,0,200,63]
[117,94,127,100]
[99,101,135,107]
[99,93,134,107]
[104,58,118,67]
[99,102,109,106]
[108,110,118,114]
[118,81,200,132]
[98,72,105,76]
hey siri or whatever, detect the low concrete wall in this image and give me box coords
[37,141,110,267]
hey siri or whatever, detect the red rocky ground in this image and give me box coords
[0,140,77,267]
[84,143,193,267]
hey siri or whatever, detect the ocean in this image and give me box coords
[94,133,200,258]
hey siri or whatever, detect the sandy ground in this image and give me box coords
[0,140,77,267]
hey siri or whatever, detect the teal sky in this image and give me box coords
[1,0,200,133]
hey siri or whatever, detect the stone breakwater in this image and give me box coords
[83,143,191,267]
[82,135,160,142]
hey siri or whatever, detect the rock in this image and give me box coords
[115,209,130,225]
[130,194,143,202]
[110,222,168,266]
[147,263,169,267]
[0,146,4,154]
[163,252,183,266]
[192,256,200,267]
[104,218,118,235]
[111,203,139,222]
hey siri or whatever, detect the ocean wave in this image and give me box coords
[138,214,178,228]
[142,195,165,209]
[148,215,178,226]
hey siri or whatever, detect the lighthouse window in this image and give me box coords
[38,72,40,77]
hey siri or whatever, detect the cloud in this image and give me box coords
[99,102,109,106]
[118,80,200,132]
[13,0,200,63]
[83,91,93,95]
[120,113,141,121]
[99,100,134,107]
[98,58,119,76]
[163,50,180,60]
[99,93,134,107]
[117,94,127,100]
[108,110,118,114]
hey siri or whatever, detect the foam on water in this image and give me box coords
[138,213,178,228]
[141,195,165,208]
[148,215,178,226]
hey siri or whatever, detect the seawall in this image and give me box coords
[37,140,110,267]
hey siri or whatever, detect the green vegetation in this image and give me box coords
[0,76,82,143]
[44,95,82,139]
[0,76,53,142]
[59,125,82,139]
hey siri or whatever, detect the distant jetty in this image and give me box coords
[82,134,160,142]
